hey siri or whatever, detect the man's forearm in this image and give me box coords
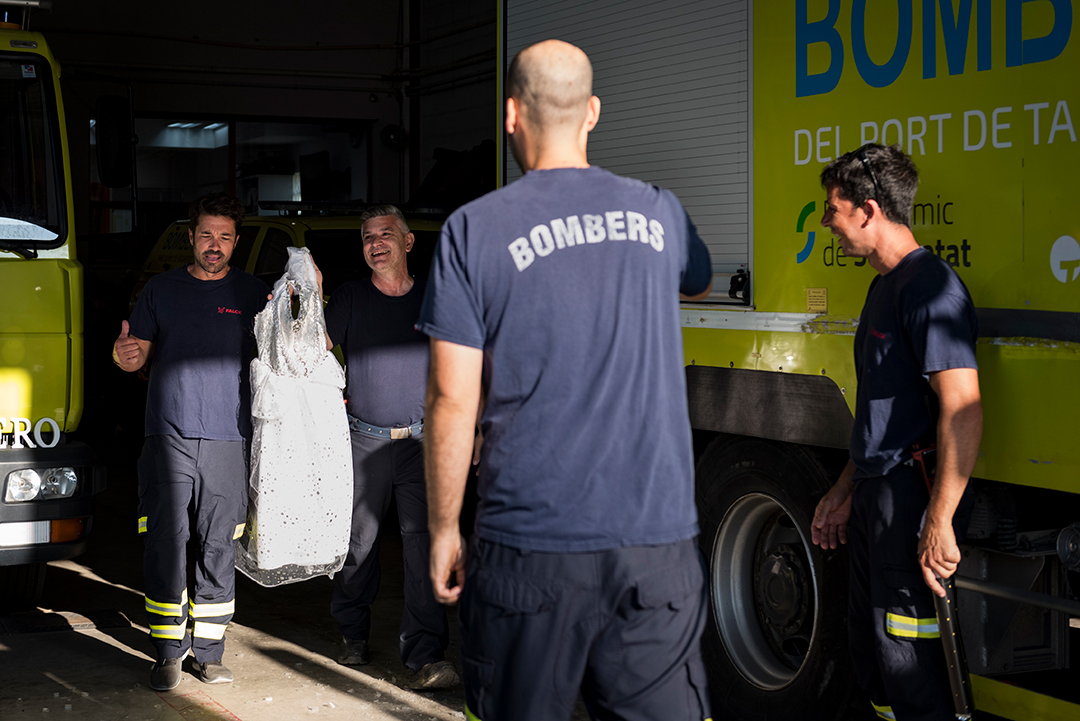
[425,392,475,536]
[927,367,982,526]
[424,339,484,536]
[928,398,982,525]
[919,373,981,593]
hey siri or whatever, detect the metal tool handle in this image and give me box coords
[934,574,973,720]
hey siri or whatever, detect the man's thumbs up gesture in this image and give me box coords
[113,320,151,372]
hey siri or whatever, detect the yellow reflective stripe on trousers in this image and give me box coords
[138,516,147,534]
[885,612,940,638]
[190,599,235,618]
[145,589,189,617]
[193,621,228,640]
[872,702,896,720]
[233,523,245,540]
[150,624,187,640]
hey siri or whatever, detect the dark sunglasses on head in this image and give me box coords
[857,147,883,204]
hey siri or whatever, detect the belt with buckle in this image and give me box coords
[348,415,423,439]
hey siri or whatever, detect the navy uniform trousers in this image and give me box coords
[459,537,712,721]
[137,435,248,663]
[330,426,449,671]
[848,464,974,721]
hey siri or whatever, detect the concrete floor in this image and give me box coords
[0,433,469,721]
[0,428,1007,721]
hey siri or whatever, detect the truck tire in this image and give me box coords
[695,435,853,721]
[0,563,47,612]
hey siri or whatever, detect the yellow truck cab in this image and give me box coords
[0,26,105,609]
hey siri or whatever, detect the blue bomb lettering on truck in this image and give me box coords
[796,0,1073,98]
[0,417,62,450]
[792,1,1077,164]
[756,0,1076,314]
[509,212,666,271]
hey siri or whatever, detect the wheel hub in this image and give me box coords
[709,492,821,690]
[756,543,808,634]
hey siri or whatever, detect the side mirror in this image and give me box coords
[95,95,135,189]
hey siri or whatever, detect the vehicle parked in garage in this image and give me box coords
[0,11,107,610]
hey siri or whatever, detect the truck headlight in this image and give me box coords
[4,467,78,502]
[41,468,78,498]
[5,469,41,502]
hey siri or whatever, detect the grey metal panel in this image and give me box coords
[505,0,751,275]
[686,366,854,450]
[976,308,1080,344]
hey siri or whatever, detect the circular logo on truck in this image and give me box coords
[795,201,816,264]
[1050,235,1080,283]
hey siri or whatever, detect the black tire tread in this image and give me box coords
[695,435,853,721]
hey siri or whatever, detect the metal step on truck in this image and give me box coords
[499,1,1079,719]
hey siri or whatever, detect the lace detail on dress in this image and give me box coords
[236,247,353,587]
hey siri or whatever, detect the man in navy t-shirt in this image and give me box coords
[810,144,982,721]
[417,40,713,721]
[321,204,455,690]
[112,193,267,691]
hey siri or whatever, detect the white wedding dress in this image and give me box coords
[236,247,353,586]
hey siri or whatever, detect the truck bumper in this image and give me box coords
[0,442,106,566]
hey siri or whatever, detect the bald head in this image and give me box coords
[507,39,593,132]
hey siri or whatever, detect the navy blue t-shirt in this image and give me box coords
[417,165,712,552]
[851,248,978,479]
[324,277,428,428]
[128,265,268,441]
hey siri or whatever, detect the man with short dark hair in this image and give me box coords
[418,40,713,721]
[323,203,455,690]
[811,144,982,721]
[113,192,267,691]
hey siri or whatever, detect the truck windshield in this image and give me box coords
[0,53,65,253]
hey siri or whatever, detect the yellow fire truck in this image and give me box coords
[500,1,1079,718]
[0,4,105,610]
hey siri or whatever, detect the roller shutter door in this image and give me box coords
[504,0,752,280]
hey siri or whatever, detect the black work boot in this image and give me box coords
[338,636,370,666]
[192,660,233,684]
[409,660,461,690]
[149,657,182,691]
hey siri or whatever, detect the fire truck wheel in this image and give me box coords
[0,562,47,612]
[695,435,853,721]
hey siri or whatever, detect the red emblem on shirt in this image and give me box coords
[218,307,242,315]
[870,328,886,339]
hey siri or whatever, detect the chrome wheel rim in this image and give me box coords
[710,492,819,690]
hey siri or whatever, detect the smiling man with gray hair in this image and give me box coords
[321,203,456,690]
